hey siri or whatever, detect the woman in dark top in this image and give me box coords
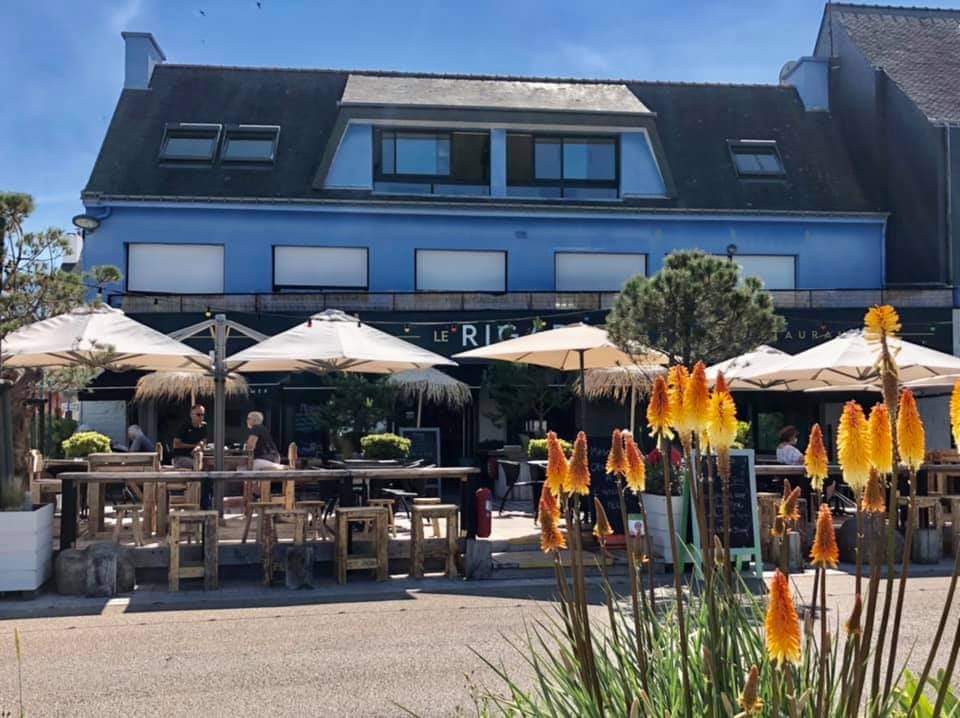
[244,411,283,470]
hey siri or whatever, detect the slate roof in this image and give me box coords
[84,64,877,215]
[824,3,960,123]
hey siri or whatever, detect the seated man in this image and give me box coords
[127,424,156,453]
[172,404,208,469]
[244,411,283,471]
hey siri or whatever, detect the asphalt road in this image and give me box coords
[0,567,957,717]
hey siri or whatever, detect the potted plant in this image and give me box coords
[0,472,54,593]
[360,433,412,461]
[640,445,685,564]
[61,431,111,458]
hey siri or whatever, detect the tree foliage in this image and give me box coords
[605,250,785,366]
[483,363,572,439]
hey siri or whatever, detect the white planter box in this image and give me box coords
[641,493,684,564]
[0,503,54,592]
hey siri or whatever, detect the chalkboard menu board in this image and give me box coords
[588,434,639,536]
[693,450,759,553]
[399,427,441,466]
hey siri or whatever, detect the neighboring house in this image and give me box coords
[76,30,953,452]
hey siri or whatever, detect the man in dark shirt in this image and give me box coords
[172,404,209,468]
[244,410,282,469]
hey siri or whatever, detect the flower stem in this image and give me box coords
[883,468,918,699]
[661,437,691,718]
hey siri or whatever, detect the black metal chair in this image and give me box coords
[497,459,543,515]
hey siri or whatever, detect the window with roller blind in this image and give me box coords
[273,246,368,289]
[415,249,506,292]
[555,252,646,291]
[126,244,224,294]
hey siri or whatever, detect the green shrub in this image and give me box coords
[526,437,572,460]
[360,433,411,460]
[1,480,28,511]
[62,431,112,458]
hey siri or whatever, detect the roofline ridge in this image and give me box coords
[830,2,960,15]
[158,63,782,90]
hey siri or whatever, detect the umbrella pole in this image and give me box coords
[213,313,227,479]
[579,350,587,429]
[417,391,423,429]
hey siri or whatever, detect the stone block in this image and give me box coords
[464,539,492,580]
[54,549,88,596]
[911,528,942,565]
[837,515,902,564]
[284,545,316,589]
[55,542,136,597]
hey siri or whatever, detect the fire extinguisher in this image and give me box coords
[475,488,492,538]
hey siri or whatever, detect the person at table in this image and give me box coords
[776,425,804,465]
[172,404,208,469]
[126,424,156,453]
[244,411,283,470]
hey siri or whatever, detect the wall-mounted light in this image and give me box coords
[72,214,102,233]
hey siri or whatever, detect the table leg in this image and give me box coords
[142,481,157,536]
[60,478,78,550]
[86,482,104,537]
[157,483,169,537]
[339,477,354,507]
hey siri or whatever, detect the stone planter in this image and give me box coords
[0,502,54,592]
[641,493,684,564]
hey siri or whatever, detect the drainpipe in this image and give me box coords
[945,124,954,287]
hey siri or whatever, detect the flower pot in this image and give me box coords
[641,493,684,563]
[0,503,54,592]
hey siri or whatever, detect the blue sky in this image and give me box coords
[4,0,960,234]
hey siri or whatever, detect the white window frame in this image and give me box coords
[415,249,507,292]
[555,251,647,291]
[126,243,224,294]
[733,254,797,290]
[272,246,369,290]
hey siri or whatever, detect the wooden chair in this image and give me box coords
[410,503,459,579]
[368,498,396,537]
[112,504,144,547]
[413,497,442,537]
[27,449,60,507]
[335,506,389,584]
[168,510,218,591]
[86,449,161,538]
[295,500,330,540]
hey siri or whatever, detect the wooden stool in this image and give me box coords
[296,501,329,540]
[242,501,276,544]
[410,503,459,579]
[335,506,389,584]
[112,504,144,547]
[413,497,442,537]
[261,508,307,586]
[170,503,202,543]
[368,498,396,537]
[168,510,218,591]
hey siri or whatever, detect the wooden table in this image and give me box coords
[58,467,479,549]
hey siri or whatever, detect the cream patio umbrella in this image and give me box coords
[225,309,456,374]
[386,368,472,427]
[706,344,791,389]
[580,364,665,434]
[134,370,249,404]
[453,323,668,422]
[738,329,960,388]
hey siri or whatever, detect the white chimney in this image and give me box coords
[779,56,830,112]
[121,32,165,90]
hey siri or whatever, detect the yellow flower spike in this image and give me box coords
[867,403,894,475]
[778,484,802,523]
[897,389,926,471]
[667,364,690,435]
[715,370,730,395]
[766,569,802,666]
[771,515,786,538]
[545,431,569,497]
[845,594,863,637]
[646,376,674,440]
[706,387,738,451]
[737,665,763,716]
[606,429,627,477]
[838,400,872,493]
[864,304,901,342]
[624,435,646,493]
[951,379,960,449]
[538,485,566,553]
[567,431,591,495]
[593,498,613,542]
[684,361,711,435]
[804,423,829,492]
[862,469,886,513]
[810,503,839,568]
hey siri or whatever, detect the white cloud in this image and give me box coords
[108,0,144,32]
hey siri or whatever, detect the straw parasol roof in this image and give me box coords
[386,368,472,408]
[581,364,665,402]
[134,371,249,403]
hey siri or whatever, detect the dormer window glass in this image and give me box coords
[507,134,619,199]
[374,129,489,195]
[159,123,222,162]
[221,125,280,163]
[729,141,785,178]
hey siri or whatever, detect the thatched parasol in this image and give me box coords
[387,368,472,427]
[579,364,665,434]
[134,371,249,404]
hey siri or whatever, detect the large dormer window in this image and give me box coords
[374,129,489,195]
[507,134,619,199]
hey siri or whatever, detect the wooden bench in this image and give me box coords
[168,510,218,591]
[410,503,459,579]
[335,506,389,584]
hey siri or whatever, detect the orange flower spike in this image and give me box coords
[810,503,839,568]
[864,304,901,342]
[567,431,591,495]
[779,485,802,523]
[706,388,738,451]
[684,361,711,435]
[593,498,614,542]
[545,431,569,497]
[646,376,674,440]
[715,370,730,395]
[897,389,926,471]
[667,364,690,435]
[624,435,646,493]
[606,429,627,477]
[738,665,764,716]
[804,423,829,492]
[538,485,566,553]
[862,469,886,513]
[765,569,802,666]
[838,400,872,492]
[867,403,894,475]
[951,379,960,449]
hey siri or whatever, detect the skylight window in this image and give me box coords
[221,125,281,163]
[159,123,222,162]
[729,141,785,178]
